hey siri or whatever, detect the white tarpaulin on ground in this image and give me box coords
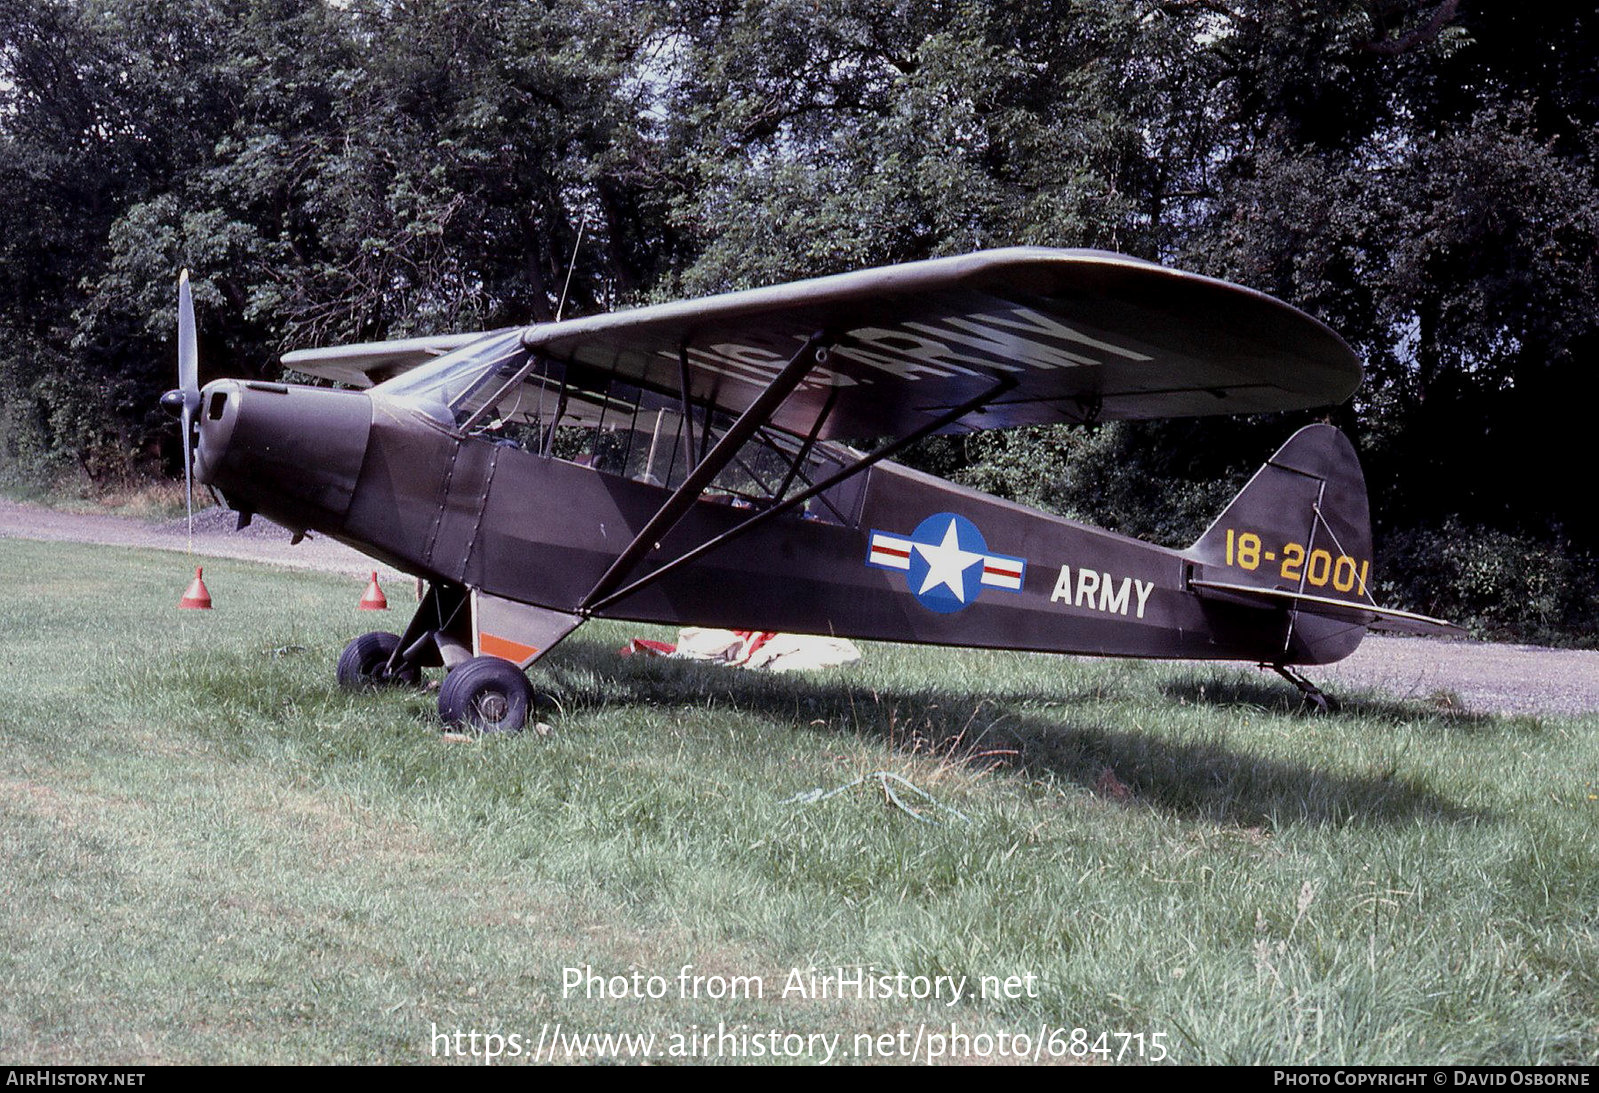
[671,629,861,672]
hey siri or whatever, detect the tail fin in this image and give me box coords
[1186,425,1458,663]
[1188,424,1372,582]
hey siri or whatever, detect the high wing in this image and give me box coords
[521,247,1361,440]
[282,331,492,388]
[286,248,1359,437]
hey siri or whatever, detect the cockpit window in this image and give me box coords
[371,327,863,526]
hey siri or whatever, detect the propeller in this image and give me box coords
[159,270,201,545]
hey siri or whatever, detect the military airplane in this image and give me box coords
[163,247,1456,732]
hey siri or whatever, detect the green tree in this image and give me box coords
[2,0,1595,639]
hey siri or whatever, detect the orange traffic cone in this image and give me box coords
[358,571,388,611]
[178,566,212,610]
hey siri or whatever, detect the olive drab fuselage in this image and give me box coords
[195,376,1367,669]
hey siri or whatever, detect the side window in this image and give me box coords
[468,363,863,527]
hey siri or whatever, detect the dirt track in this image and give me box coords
[0,497,394,578]
[3,497,1595,718]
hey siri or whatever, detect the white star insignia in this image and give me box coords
[914,518,983,602]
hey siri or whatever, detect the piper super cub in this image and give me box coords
[162,248,1456,732]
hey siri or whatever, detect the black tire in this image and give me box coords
[438,655,534,734]
[337,631,421,689]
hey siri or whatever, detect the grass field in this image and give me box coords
[0,538,1594,1065]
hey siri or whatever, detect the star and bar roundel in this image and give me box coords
[866,513,1027,614]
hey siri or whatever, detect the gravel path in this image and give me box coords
[3,497,1595,718]
[1317,637,1599,718]
[0,497,400,581]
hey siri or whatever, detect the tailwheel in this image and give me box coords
[337,631,422,688]
[438,655,534,734]
[1267,663,1341,714]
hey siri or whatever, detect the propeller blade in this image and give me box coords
[177,270,198,546]
[178,269,199,413]
[182,401,194,546]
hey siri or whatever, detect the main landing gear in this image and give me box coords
[336,631,422,688]
[337,629,539,733]
[335,581,552,734]
[437,655,535,734]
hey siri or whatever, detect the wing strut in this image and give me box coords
[582,373,1018,615]
[677,344,699,468]
[772,386,840,503]
[579,333,834,612]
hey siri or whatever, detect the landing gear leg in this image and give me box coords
[392,581,473,671]
[1267,663,1341,714]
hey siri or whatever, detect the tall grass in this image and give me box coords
[0,539,1593,1064]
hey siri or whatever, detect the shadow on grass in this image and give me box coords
[1158,674,1499,728]
[542,637,1484,830]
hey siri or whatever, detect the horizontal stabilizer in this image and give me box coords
[1190,579,1465,638]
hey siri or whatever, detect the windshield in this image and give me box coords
[372,329,532,425]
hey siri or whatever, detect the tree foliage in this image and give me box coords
[1,0,1594,639]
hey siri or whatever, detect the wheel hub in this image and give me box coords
[474,691,509,724]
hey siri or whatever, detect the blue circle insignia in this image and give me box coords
[904,512,991,614]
